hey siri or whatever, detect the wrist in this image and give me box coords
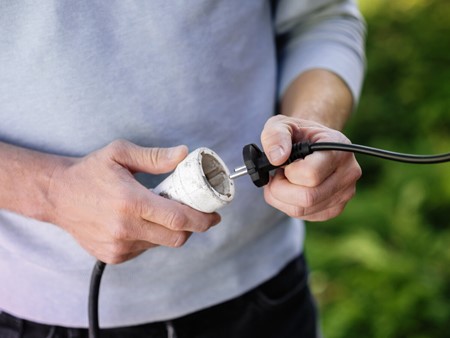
[281,69,353,131]
[0,142,74,224]
[36,156,75,224]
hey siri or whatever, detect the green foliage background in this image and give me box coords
[305,0,450,337]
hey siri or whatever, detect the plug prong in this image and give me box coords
[234,165,247,172]
[229,167,248,179]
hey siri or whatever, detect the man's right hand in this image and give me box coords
[1,140,220,264]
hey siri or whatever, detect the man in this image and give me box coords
[0,1,365,337]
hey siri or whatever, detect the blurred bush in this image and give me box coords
[306,0,450,337]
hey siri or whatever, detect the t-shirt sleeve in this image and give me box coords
[274,0,366,106]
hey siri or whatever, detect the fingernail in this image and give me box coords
[269,146,285,163]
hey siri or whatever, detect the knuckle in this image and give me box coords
[110,222,130,240]
[116,196,133,214]
[263,115,281,129]
[165,210,188,231]
[107,139,130,156]
[261,116,289,142]
[344,155,362,178]
[352,165,363,181]
[114,192,140,217]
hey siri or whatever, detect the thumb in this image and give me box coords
[110,140,188,174]
[260,116,294,166]
[142,145,189,174]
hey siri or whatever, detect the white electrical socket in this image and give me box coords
[153,148,235,213]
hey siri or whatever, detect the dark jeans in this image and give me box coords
[0,254,317,338]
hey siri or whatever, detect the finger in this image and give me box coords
[260,115,299,166]
[106,139,189,174]
[139,192,221,232]
[284,151,338,187]
[265,180,356,219]
[131,220,194,248]
[105,214,194,249]
[301,202,349,222]
[264,163,358,215]
[265,168,345,207]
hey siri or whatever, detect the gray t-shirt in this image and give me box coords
[0,0,365,327]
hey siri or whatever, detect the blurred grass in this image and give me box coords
[305,0,450,337]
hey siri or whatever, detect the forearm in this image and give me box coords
[0,140,220,263]
[0,141,70,222]
[280,69,353,131]
[275,0,366,129]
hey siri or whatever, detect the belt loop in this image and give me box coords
[15,315,24,338]
[165,320,177,338]
[44,326,56,338]
[18,316,24,338]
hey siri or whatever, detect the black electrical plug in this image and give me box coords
[230,139,450,187]
[231,142,313,187]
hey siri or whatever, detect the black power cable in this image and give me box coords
[88,260,106,338]
[236,141,450,187]
[88,141,450,337]
[309,142,450,164]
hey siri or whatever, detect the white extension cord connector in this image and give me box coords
[153,147,235,213]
